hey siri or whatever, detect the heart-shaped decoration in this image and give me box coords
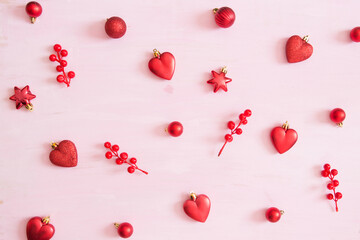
[271,122,298,154]
[49,140,78,167]
[26,216,55,240]
[148,50,175,80]
[286,35,313,63]
[183,193,211,223]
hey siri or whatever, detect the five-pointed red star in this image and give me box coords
[207,70,232,92]
[9,85,36,110]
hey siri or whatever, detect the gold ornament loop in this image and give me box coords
[280,210,285,215]
[337,122,343,127]
[114,223,120,228]
[221,66,228,74]
[153,49,161,58]
[42,216,50,224]
[25,103,33,111]
[303,35,309,43]
[190,192,197,201]
[213,8,219,14]
[51,142,58,150]
[282,121,289,131]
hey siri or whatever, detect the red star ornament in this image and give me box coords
[207,67,232,92]
[9,85,36,111]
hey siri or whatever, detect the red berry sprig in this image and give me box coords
[321,163,342,212]
[104,142,148,175]
[49,44,75,87]
[218,109,252,157]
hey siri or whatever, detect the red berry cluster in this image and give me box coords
[49,44,75,87]
[321,163,342,212]
[218,109,252,157]
[104,142,148,175]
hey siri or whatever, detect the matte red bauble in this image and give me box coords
[49,140,78,167]
[148,49,175,80]
[167,121,183,137]
[213,7,235,28]
[26,216,55,240]
[115,222,133,238]
[330,108,346,127]
[183,192,211,223]
[265,207,283,223]
[286,35,313,63]
[271,122,298,154]
[105,17,127,38]
[26,1,42,23]
[350,27,360,42]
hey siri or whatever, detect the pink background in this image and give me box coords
[1,0,360,239]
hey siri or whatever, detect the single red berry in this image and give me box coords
[235,128,242,135]
[105,152,113,159]
[56,65,64,72]
[60,49,68,57]
[331,169,338,176]
[335,192,342,199]
[327,183,334,190]
[68,71,75,78]
[244,109,252,117]
[333,179,339,187]
[49,54,57,62]
[327,193,334,200]
[120,152,128,160]
[115,158,123,165]
[239,114,246,121]
[242,119,248,125]
[54,44,62,52]
[104,142,111,148]
[57,75,64,83]
[350,27,360,42]
[130,158,137,164]
[323,164,331,171]
[225,134,233,142]
[127,166,135,173]
[321,170,329,177]
[112,145,119,152]
[227,121,235,130]
[60,60,67,67]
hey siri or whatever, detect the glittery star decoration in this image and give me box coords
[207,67,232,93]
[9,85,36,111]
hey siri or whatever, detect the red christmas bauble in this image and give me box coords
[330,108,346,126]
[183,192,211,223]
[213,7,235,28]
[270,122,298,154]
[167,121,183,137]
[148,49,176,80]
[265,207,283,223]
[350,27,360,42]
[105,17,127,39]
[286,35,313,63]
[25,1,42,23]
[26,216,55,240]
[49,140,78,167]
[117,222,133,238]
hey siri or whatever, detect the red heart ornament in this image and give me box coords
[286,35,313,63]
[148,50,175,80]
[183,193,211,223]
[271,122,298,154]
[26,217,55,240]
[49,140,78,167]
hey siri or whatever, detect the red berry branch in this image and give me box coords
[104,142,148,175]
[49,44,75,87]
[218,109,252,157]
[321,163,342,212]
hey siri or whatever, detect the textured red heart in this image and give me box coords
[148,52,175,80]
[183,194,211,222]
[271,126,298,154]
[49,140,77,167]
[286,35,313,63]
[26,217,55,240]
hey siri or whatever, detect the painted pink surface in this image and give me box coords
[1,0,360,239]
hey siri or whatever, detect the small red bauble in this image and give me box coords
[271,121,298,154]
[207,66,232,92]
[183,192,211,223]
[286,35,313,63]
[148,49,176,80]
[49,140,78,167]
[26,216,55,240]
[213,7,235,28]
[9,85,36,111]
[350,27,360,42]
[330,108,346,127]
[265,207,283,223]
[25,1,42,23]
[167,121,183,137]
[105,17,127,39]
[114,222,133,238]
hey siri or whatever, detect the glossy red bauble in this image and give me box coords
[183,192,211,223]
[9,85,36,111]
[148,49,175,80]
[26,216,55,240]
[330,108,346,126]
[167,121,183,137]
[286,35,313,63]
[265,207,283,223]
[271,122,298,154]
[105,17,127,39]
[115,222,133,238]
[350,27,360,42]
[213,7,235,28]
[49,140,78,167]
[26,1,42,23]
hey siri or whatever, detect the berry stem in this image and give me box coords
[328,173,338,212]
[218,120,243,157]
[56,52,70,87]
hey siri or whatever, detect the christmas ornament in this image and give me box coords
[330,108,346,127]
[49,140,78,167]
[270,121,298,154]
[207,66,232,93]
[114,222,133,238]
[321,164,342,212]
[350,27,360,42]
[105,17,127,39]
[183,192,211,223]
[286,35,313,63]
[26,216,55,240]
[9,85,36,111]
[148,49,175,80]
[213,7,235,28]
[265,207,284,223]
[49,44,75,87]
[25,1,42,24]
[104,142,148,175]
[166,121,183,137]
[218,109,252,157]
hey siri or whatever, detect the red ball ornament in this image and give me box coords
[167,121,183,137]
[9,85,36,111]
[49,140,78,167]
[115,222,133,238]
[286,35,313,63]
[330,108,346,127]
[26,216,55,240]
[270,121,298,154]
[350,27,360,42]
[183,192,211,223]
[148,49,176,80]
[26,1,42,23]
[213,7,236,28]
[265,207,283,223]
[105,17,127,39]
